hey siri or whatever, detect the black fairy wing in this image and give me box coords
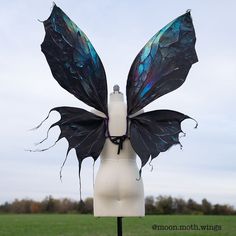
[41,5,108,115]
[43,107,106,175]
[126,11,198,115]
[129,110,196,171]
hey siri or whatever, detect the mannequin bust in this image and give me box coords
[93,85,145,217]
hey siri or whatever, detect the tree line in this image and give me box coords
[0,195,235,215]
[145,195,235,215]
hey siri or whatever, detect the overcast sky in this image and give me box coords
[0,0,236,207]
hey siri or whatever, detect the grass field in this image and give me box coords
[0,214,235,236]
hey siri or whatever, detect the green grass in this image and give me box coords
[0,214,235,236]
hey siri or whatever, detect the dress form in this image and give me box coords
[93,86,145,217]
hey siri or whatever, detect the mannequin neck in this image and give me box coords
[109,92,124,102]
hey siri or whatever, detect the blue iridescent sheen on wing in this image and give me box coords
[41,5,108,115]
[126,11,198,115]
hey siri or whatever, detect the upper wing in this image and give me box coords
[129,110,196,170]
[49,107,107,175]
[126,11,198,115]
[41,5,108,115]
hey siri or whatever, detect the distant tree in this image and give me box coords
[41,196,57,213]
[202,198,212,215]
[187,198,202,214]
[76,198,94,214]
[77,200,86,213]
[212,204,235,215]
[0,202,10,213]
[10,199,32,214]
[145,196,156,214]
[156,196,173,214]
[173,198,188,214]
[58,198,77,213]
[30,202,41,213]
[84,198,93,214]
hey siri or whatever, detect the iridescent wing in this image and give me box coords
[129,110,197,174]
[126,11,198,115]
[43,107,106,176]
[41,5,108,115]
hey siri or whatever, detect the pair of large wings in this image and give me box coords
[39,4,198,175]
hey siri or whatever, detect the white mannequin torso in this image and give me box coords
[93,91,144,217]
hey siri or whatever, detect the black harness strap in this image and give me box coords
[109,135,127,154]
[105,117,129,155]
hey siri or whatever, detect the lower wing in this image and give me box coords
[34,107,106,175]
[129,110,197,173]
